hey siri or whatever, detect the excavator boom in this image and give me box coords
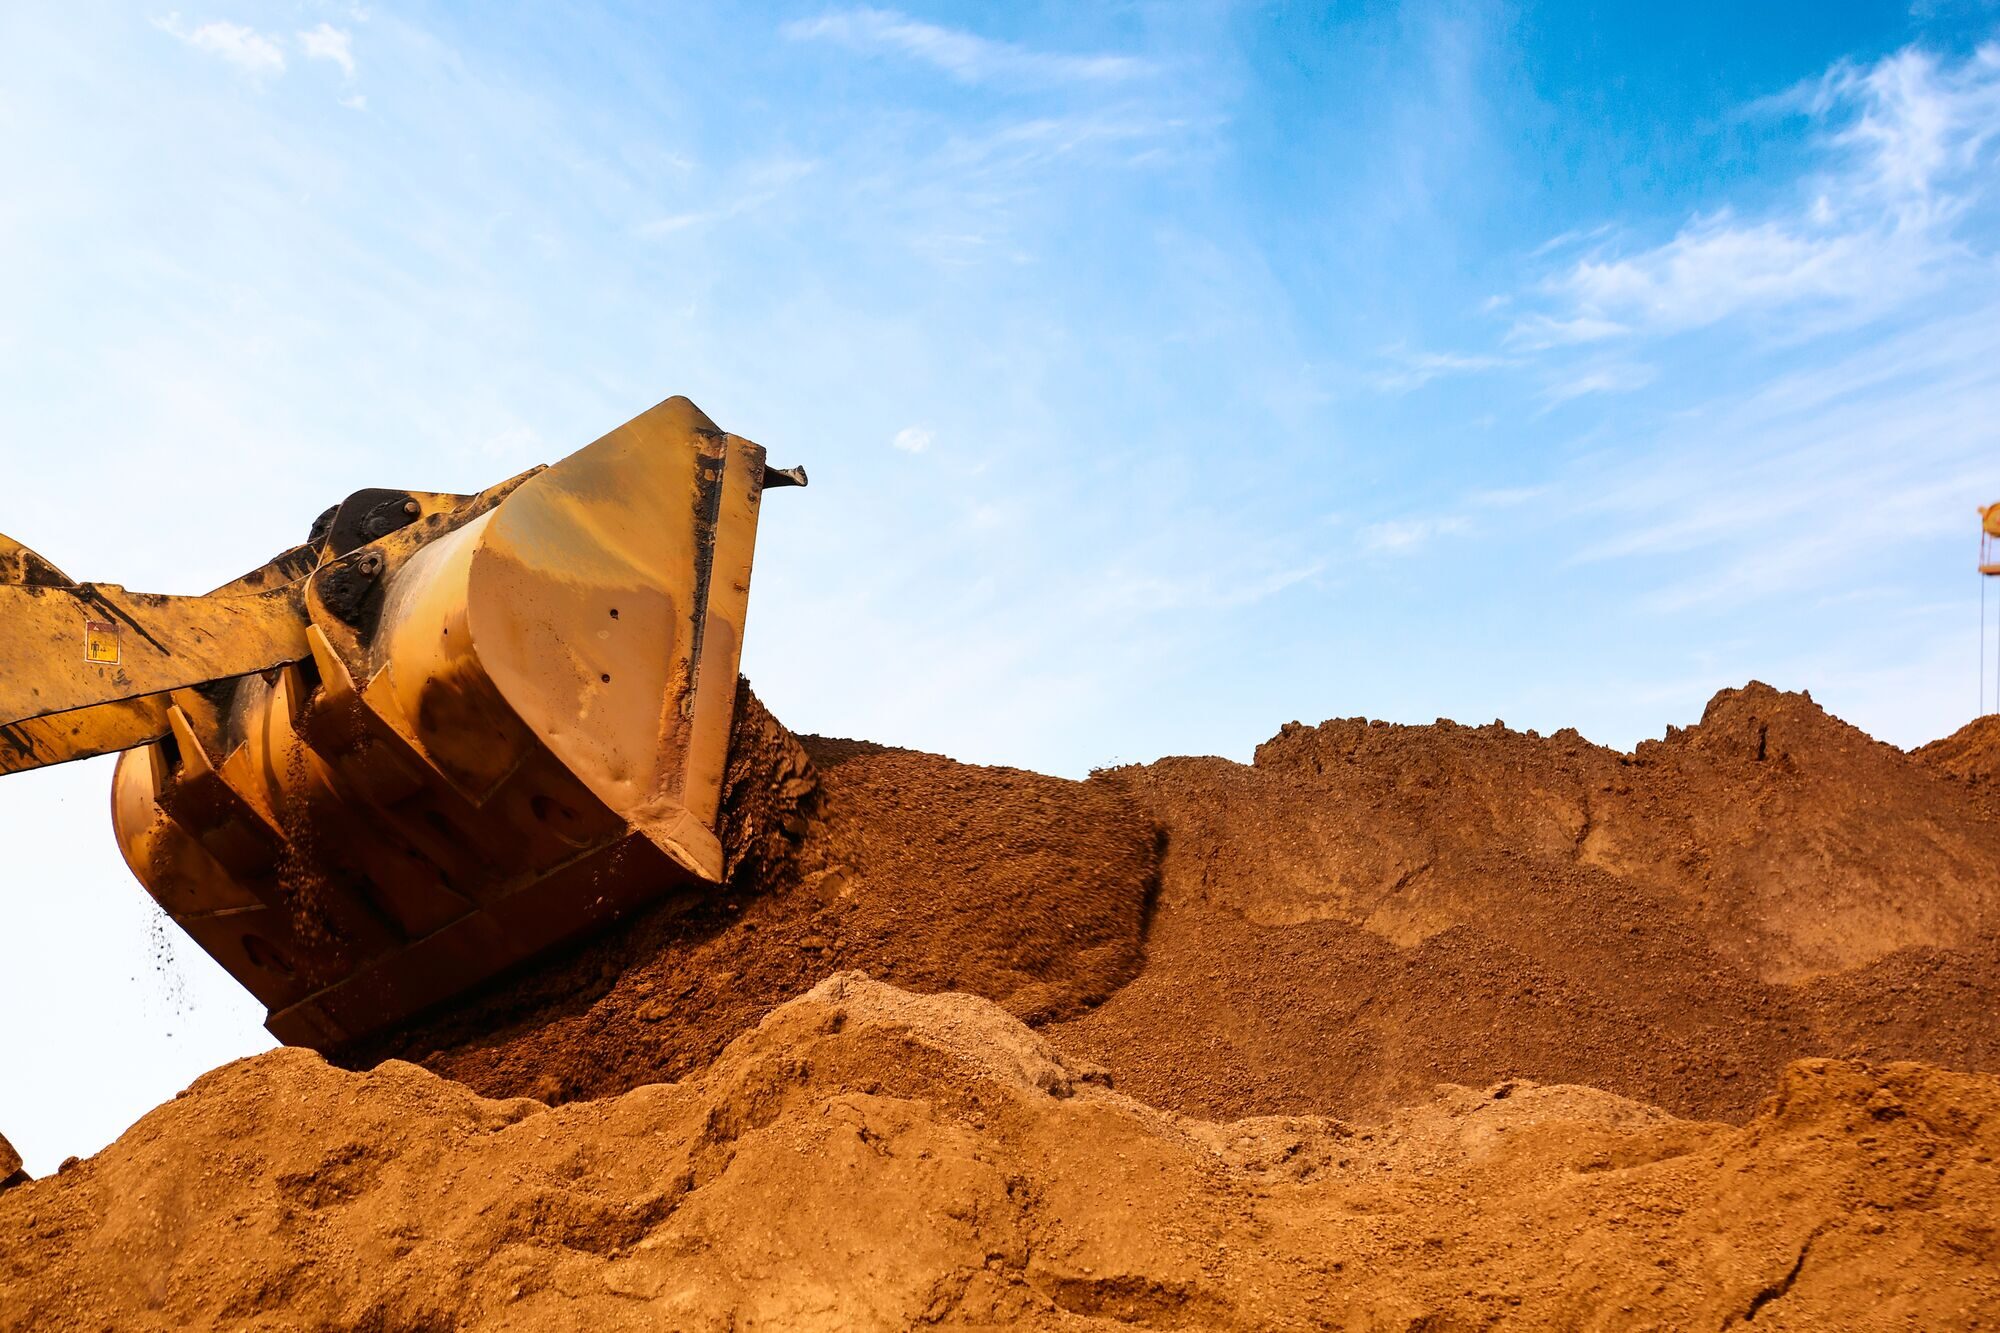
[0,396,802,1047]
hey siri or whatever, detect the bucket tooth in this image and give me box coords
[154,706,287,882]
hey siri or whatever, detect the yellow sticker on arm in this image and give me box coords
[85,619,120,664]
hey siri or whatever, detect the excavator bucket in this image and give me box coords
[0,396,803,1047]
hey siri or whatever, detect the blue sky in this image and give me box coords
[2,1,1998,1171]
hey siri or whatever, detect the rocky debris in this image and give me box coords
[3,976,1995,1331]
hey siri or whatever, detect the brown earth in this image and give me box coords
[1917,711,2000,790]
[1054,683,2000,1123]
[3,976,1996,1331]
[345,691,1160,1106]
[364,681,2000,1128]
[7,682,2000,1329]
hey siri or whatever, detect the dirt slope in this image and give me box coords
[5,976,1995,1332]
[370,681,2000,1127]
[349,729,1160,1106]
[1917,712,2000,790]
[1053,683,2000,1122]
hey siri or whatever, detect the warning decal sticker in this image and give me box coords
[85,620,120,665]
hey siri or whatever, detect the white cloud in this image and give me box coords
[1087,557,1324,614]
[1815,44,2000,214]
[1468,485,1548,508]
[299,23,356,78]
[1527,222,1615,259]
[782,8,1152,87]
[635,157,817,236]
[1539,360,1656,408]
[1372,347,1514,393]
[153,15,286,76]
[1504,312,1629,350]
[1514,42,2000,344]
[1550,214,1902,335]
[1359,515,1470,553]
[891,424,933,453]
[1565,307,2000,612]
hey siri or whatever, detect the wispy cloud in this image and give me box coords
[1088,557,1325,613]
[892,425,932,453]
[298,23,356,78]
[634,158,818,235]
[1468,485,1549,508]
[1539,360,1657,408]
[1372,346,1515,393]
[1504,312,1628,349]
[1359,515,1471,554]
[1527,222,1616,260]
[152,15,361,87]
[1566,307,2000,610]
[1513,42,2000,344]
[152,15,285,76]
[782,8,1153,87]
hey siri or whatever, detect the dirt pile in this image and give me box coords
[4,976,1995,1331]
[351,681,2000,1129]
[1917,712,2000,790]
[1055,682,2000,1122]
[9,683,2000,1328]
[348,720,1159,1105]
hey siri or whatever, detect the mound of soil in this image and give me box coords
[1053,683,2000,1122]
[4,977,1995,1331]
[349,681,2000,1131]
[347,703,1160,1106]
[1916,712,2000,788]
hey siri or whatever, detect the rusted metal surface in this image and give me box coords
[1,396,798,1048]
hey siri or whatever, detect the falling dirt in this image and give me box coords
[6,681,2000,1329]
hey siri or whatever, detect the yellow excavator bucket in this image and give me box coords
[0,396,803,1047]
